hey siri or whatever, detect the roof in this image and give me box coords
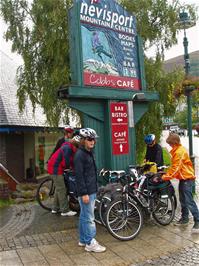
[0,50,49,128]
[164,50,199,77]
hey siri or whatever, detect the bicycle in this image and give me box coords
[94,169,126,226]
[129,163,177,213]
[36,168,124,215]
[36,172,80,212]
[36,168,124,217]
[104,174,143,241]
[105,165,176,240]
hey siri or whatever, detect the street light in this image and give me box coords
[177,9,195,162]
[128,93,146,128]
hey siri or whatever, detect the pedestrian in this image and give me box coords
[144,134,164,167]
[161,133,199,232]
[48,125,74,159]
[47,135,80,216]
[74,128,106,253]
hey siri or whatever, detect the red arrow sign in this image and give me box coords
[110,102,129,155]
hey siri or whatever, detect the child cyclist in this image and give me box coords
[161,133,199,233]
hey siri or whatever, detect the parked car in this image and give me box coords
[169,126,185,136]
[169,125,179,134]
[177,128,186,136]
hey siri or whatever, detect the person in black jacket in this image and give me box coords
[48,125,74,159]
[144,134,164,167]
[74,128,106,253]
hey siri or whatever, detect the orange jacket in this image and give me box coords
[162,144,195,181]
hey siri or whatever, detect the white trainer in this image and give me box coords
[78,242,85,247]
[85,239,106,253]
[51,209,59,214]
[61,210,77,216]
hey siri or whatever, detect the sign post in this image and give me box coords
[58,0,159,171]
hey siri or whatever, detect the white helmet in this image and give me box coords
[129,168,138,178]
[79,128,99,139]
[72,135,81,143]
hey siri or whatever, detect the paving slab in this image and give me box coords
[0,175,199,265]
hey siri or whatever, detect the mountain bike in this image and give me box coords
[129,164,177,214]
[36,172,79,212]
[94,169,125,226]
[105,166,176,240]
[105,174,143,241]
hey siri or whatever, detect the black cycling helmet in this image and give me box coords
[144,134,155,145]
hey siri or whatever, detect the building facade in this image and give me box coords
[0,51,63,182]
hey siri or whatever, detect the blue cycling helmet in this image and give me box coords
[144,134,155,145]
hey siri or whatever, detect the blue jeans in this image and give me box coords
[179,180,199,222]
[78,193,96,245]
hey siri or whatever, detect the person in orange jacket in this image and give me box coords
[162,133,199,232]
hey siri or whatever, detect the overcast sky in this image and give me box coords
[164,0,199,60]
[0,0,198,64]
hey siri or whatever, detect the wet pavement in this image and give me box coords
[0,211,199,265]
[0,157,199,265]
[1,191,199,265]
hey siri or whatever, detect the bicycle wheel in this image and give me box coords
[94,198,102,225]
[105,198,143,241]
[95,195,113,226]
[99,195,112,226]
[36,178,55,211]
[152,194,175,225]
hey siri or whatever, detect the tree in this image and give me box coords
[174,90,199,130]
[0,0,197,160]
[1,0,73,125]
[136,57,184,162]
[121,0,197,56]
[120,0,197,162]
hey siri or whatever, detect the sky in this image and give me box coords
[0,0,198,64]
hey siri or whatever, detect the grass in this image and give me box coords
[0,198,14,208]
[163,147,171,166]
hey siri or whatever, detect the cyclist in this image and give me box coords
[144,134,164,167]
[162,133,199,232]
[47,135,80,216]
[74,128,106,253]
[48,125,74,159]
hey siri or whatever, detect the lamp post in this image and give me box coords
[177,9,196,192]
[178,10,195,159]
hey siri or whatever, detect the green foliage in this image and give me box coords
[163,148,171,166]
[121,0,178,53]
[0,198,14,208]
[0,0,197,160]
[1,0,73,125]
[120,0,196,162]
[174,105,199,129]
[135,57,184,162]
[121,0,197,55]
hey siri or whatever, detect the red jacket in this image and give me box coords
[47,142,77,175]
